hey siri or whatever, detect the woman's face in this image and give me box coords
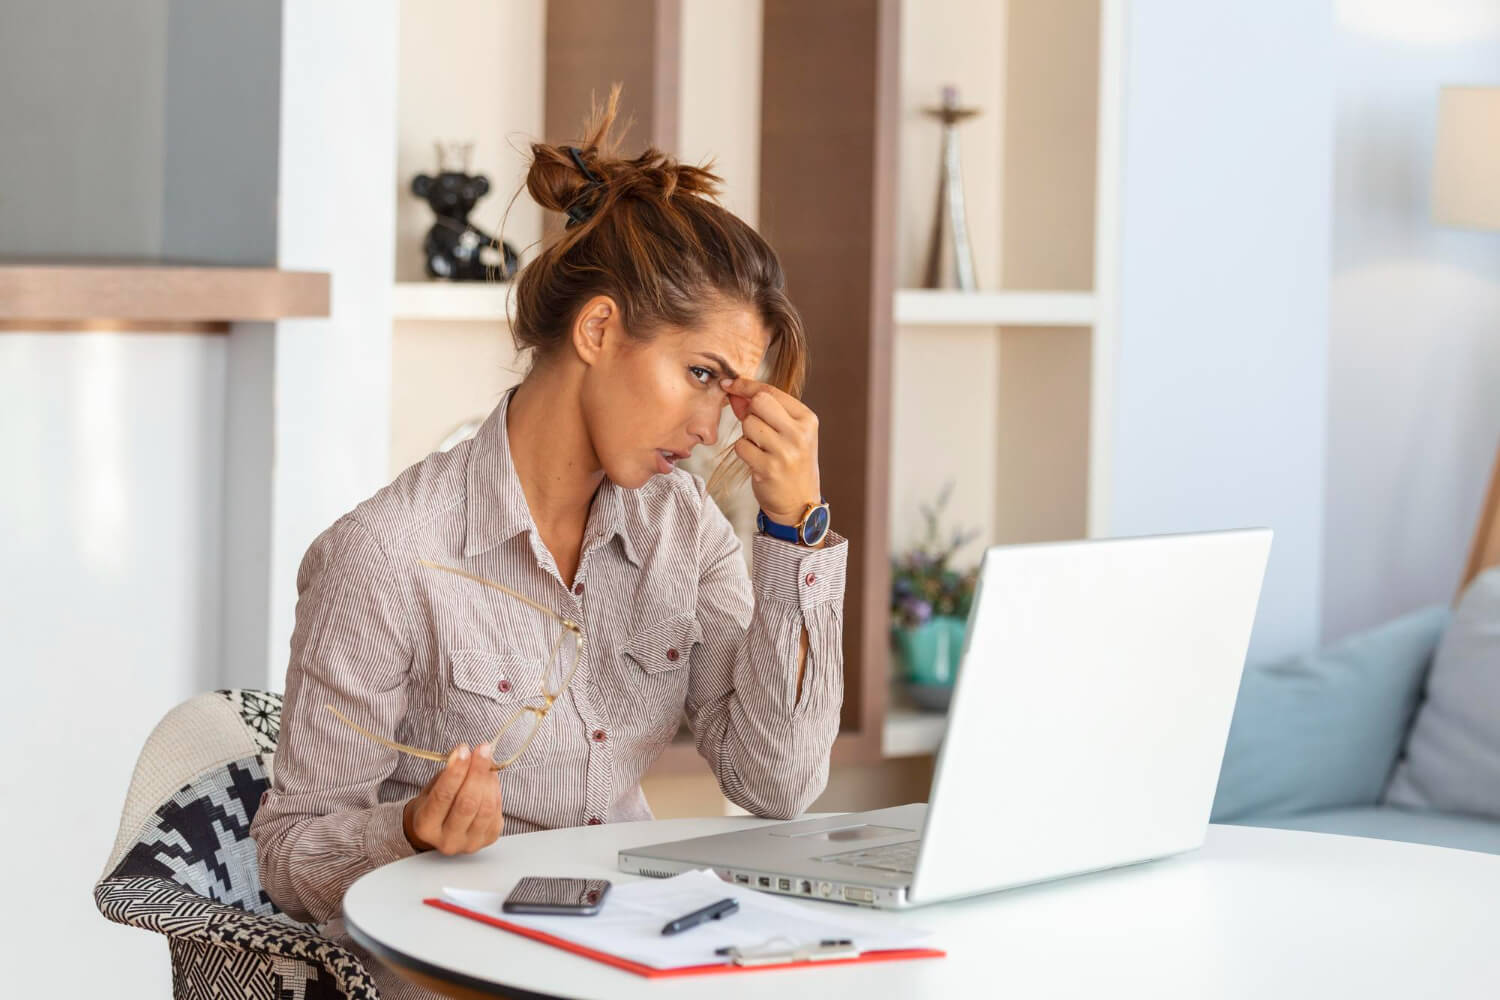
[579,297,769,489]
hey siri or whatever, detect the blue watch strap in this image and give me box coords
[756,509,802,543]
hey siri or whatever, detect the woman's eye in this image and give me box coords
[689,366,715,385]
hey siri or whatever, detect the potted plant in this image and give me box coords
[891,484,979,711]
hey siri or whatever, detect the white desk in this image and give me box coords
[343,816,1500,999]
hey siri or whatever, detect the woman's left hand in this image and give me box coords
[721,376,822,531]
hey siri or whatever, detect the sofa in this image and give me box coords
[1211,569,1500,855]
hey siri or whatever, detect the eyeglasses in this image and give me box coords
[326,559,585,772]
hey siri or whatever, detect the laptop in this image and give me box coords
[619,529,1273,909]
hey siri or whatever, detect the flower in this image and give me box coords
[891,483,979,631]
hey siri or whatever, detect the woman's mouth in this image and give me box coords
[655,449,687,474]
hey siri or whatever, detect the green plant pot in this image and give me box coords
[893,615,967,688]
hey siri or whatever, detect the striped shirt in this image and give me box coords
[250,386,847,932]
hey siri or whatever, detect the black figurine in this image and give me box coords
[411,141,520,281]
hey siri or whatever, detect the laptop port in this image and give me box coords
[843,886,875,904]
[733,873,750,884]
[799,880,812,894]
[757,876,771,888]
[778,878,791,892]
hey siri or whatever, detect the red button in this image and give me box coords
[497,679,512,693]
[805,572,817,586]
[666,648,680,662]
[586,816,602,825]
[592,729,607,742]
[573,581,584,596]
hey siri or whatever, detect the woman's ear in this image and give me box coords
[570,295,617,368]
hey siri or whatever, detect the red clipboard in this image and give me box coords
[423,897,946,979]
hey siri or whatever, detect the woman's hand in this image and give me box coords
[402,741,504,855]
[721,377,823,537]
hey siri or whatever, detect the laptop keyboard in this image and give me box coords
[818,839,919,874]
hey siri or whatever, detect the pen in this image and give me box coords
[660,896,739,936]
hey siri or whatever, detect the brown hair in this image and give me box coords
[508,85,807,496]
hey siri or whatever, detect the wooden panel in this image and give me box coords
[761,0,900,762]
[1000,0,1100,290]
[0,264,329,323]
[1460,442,1500,593]
[994,326,1092,542]
[543,0,680,239]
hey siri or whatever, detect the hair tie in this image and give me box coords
[563,145,605,228]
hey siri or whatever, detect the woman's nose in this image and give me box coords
[689,403,721,447]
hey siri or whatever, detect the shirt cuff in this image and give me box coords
[364,798,419,868]
[751,530,848,613]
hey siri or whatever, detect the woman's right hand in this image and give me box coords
[402,741,504,855]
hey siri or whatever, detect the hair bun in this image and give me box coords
[526,84,723,232]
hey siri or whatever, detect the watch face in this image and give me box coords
[802,505,831,544]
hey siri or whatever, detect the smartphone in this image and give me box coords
[501,876,611,916]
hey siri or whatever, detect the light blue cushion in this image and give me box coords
[1228,805,1500,856]
[1211,605,1450,822]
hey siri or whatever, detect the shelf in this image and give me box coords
[392,281,513,322]
[883,690,948,758]
[894,289,1095,327]
[0,263,329,326]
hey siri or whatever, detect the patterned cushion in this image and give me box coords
[95,689,379,1000]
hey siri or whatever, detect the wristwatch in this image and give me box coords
[756,499,832,546]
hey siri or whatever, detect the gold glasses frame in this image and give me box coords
[325,560,585,773]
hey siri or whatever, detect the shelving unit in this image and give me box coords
[894,289,1096,327]
[391,281,513,323]
[883,698,949,758]
[389,0,1123,777]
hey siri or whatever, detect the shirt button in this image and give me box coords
[573,581,584,596]
[666,647,679,662]
[805,572,817,586]
[587,816,603,825]
[497,679,512,693]
[591,729,607,743]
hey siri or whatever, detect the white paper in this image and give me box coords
[441,869,935,970]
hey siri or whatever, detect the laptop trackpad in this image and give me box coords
[774,824,911,843]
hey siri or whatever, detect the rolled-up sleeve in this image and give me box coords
[685,493,847,819]
[249,516,419,924]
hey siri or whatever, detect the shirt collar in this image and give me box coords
[463,387,639,567]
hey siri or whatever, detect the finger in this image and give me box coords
[721,377,809,425]
[425,743,469,812]
[733,435,769,475]
[728,392,752,423]
[464,784,503,853]
[745,389,799,434]
[741,413,781,453]
[441,741,493,842]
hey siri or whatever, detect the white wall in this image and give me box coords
[0,333,226,997]
[1322,0,1500,641]
[1108,0,1334,665]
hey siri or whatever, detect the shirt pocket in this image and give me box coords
[620,613,701,743]
[624,613,703,674]
[447,647,555,767]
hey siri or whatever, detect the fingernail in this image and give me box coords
[720,378,733,390]
[457,743,471,760]
[477,741,493,759]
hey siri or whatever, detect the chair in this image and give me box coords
[94,689,380,999]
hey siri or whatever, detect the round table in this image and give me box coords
[343,816,1500,999]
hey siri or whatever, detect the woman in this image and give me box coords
[250,90,845,995]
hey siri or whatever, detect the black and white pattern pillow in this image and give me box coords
[96,688,378,999]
